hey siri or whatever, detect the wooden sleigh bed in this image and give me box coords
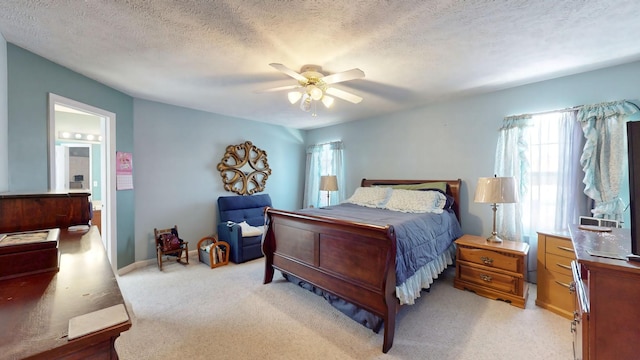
[262,179,462,353]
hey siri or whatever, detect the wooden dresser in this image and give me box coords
[536,231,575,319]
[0,192,130,359]
[569,224,640,360]
[454,234,529,308]
[0,191,91,233]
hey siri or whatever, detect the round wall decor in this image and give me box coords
[217,141,271,195]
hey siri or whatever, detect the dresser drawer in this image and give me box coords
[457,263,518,295]
[545,252,573,276]
[545,271,574,314]
[545,236,575,258]
[458,247,518,272]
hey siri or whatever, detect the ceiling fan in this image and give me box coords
[260,63,365,115]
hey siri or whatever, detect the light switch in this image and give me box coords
[93,181,98,187]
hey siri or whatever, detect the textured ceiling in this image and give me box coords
[2,0,640,130]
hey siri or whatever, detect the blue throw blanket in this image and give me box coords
[297,203,463,285]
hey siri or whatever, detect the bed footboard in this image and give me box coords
[263,208,398,353]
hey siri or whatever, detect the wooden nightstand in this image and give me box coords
[454,234,529,308]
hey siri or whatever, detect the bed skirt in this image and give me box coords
[282,242,456,331]
[396,242,456,305]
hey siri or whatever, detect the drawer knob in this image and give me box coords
[480,274,492,282]
[480,256,494,265]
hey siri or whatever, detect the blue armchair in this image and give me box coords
[217,194,272,263]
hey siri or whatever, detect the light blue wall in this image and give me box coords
[307,61,640,238]
[5,43,305,268]
[7,40,640,265]
[0,33,7,192]
[7,44,136,268]
[133,99,306,261]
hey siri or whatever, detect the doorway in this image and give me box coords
[48,93,118,271]
[54,144,92,192]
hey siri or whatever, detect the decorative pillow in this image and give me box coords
[160,233,181,251]
[346,187,392,208]
[383,189,446,213]
[238,221,264,237]
[419,188,455,210]
[390,182,448,192]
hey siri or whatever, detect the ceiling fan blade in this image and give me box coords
[325,87,363,104]
[255,84,301,93]
[269,63,308,83]
[321,68,365,85]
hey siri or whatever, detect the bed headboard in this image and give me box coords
[360,178,462,223]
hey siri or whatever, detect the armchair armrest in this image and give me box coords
[216,222,243,242]
[217,222,244,263]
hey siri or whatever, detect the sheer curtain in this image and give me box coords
[579,100,639,220]
[303,141,345,208]
[494,115,531,244]
[495,111,586,282]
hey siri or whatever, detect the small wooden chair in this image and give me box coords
[154,225,189,271]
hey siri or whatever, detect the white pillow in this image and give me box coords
[346,187,392,208]
[383,189,446,213]
[238,221,264,237]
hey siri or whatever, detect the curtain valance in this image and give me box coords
[306,140,343,153]
[577,100,639,123]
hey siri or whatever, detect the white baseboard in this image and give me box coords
[117,249,198,276]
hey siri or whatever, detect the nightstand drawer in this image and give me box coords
[545,252,573,276]
[546,236,575,258]
[458,246,518,272]
[457,263,518,295]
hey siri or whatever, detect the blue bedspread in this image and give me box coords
[297,203,463,285]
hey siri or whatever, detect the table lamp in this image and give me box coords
[320,175,338,206]
[474,176,518,243]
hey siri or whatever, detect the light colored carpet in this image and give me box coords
[115,257,572,360]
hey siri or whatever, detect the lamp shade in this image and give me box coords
[287,91,302,104]
[307,85,324,101]
[321,95,334,108]
[320,175,338,191]
[474,176,518,203]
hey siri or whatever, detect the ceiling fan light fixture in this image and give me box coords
[306,85,324,101]
[321,95,334,108]
[265,63,366,116]
[300,94,312,112]
[287,91,302,104]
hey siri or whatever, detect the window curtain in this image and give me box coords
[303,141,345,208]
[495,111,586,283]
[579,100,639,220]
[494,115,531,244]
[556,111,591,229]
